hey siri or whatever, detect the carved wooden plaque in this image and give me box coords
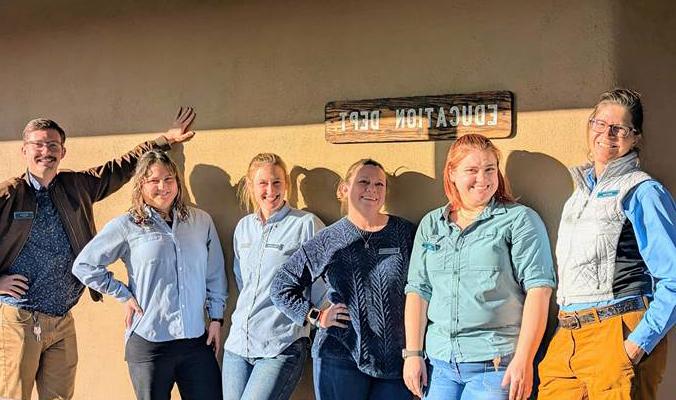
[325,91,513,143]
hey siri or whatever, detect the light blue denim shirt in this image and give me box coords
[72,206,227,343]
[224,203,326,358]
[406,200,556,363]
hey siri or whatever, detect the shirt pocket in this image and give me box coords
[461,265,503,302]
[423,235,449,272]
[466,230,502,267]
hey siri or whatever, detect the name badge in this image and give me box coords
[265,243,284,250]
[597,190,619,198]
[378,247,400,255]
[422,242,440,251]
[13,211,34,220]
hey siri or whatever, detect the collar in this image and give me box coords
[572,151,641,192]
[25,171,47,191]
[440,197,506,222]
[254,201,291,224]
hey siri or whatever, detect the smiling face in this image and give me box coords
[22,129,66,183]
[449,149,499,210]
[342,164,387,216]
[589,102,639,170]
[251,163,287,220]
[141,163,178,213]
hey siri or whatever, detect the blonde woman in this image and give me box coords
[222,153,325,400]
[73,150,227,400]
[271,159,416,400]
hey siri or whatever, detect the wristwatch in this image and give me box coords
[402,349,426,359]
[307,307,321,328]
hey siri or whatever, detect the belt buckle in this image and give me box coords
[562,314,581,330]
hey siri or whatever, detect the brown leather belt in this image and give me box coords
[558,296,648,330]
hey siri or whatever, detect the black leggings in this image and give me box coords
[125,332,222,400]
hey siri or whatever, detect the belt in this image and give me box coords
[558,296,648,330]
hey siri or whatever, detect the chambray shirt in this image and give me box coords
[224,203,326,358]
[405,200,556,363]
[561,172,676,354]
[72,206,227,343]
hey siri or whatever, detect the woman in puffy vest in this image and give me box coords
[538,88,675,400]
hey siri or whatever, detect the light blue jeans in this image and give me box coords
[221,337,309,400]
[424,355,512,400]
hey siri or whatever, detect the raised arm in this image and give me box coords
[81,106,197,202]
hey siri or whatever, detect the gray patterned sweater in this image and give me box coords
[271,215,415,379]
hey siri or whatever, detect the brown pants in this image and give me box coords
[0,304,77,400]
[538,310,668,400]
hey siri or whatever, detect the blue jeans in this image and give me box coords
[424,356,512,400]
[313,356,412,400]
[221,337,308,400]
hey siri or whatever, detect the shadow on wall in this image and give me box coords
[504,151,571,399]
[289,166,342,225]
[188,163,244,320]
[388,168,444,224]
[504,151,572,247]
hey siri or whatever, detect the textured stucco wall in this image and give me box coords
[1,0,673,399]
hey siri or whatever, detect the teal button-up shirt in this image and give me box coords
[405,200,556,362]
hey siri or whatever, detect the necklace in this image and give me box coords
[356,228,374,249]
[457,207,484,221]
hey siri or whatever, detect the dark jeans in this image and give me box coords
[313,356,412,400]
[125,332,222,400]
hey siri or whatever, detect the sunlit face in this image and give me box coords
[589,103,639,166]
[450,149,499,210]
[342,165,387,215]
[251,164,287,218]
[141,163,178,213]
[22,129,66,179]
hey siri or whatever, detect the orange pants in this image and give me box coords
[0,304,78,400]
[538,310,667,400]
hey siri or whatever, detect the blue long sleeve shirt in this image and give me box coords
[561,173,676,353]
[72,206,227,343]
[224,203,326,358]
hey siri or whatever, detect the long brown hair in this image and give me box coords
[129,150,189,225]
[442,134,514,210]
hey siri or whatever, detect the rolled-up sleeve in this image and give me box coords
[72,219,133,302]
[405,215,433,302]
[510,208,557,291]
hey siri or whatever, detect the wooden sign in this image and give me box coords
[325,91,513,143]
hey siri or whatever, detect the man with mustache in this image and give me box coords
[0,108,197,400]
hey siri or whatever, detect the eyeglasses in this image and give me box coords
[24,140,63,151]
[588,118,638,138]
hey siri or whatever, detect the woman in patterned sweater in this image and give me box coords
[271,158,416,400]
